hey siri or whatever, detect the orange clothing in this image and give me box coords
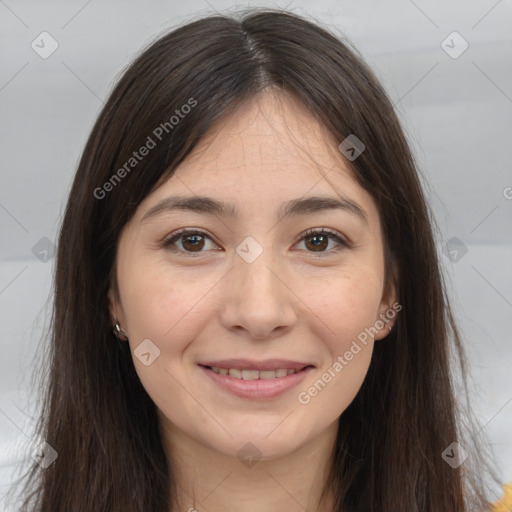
[492,483,512,511]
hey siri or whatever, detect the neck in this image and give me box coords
[160,418,338,512]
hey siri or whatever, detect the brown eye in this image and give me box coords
[297,228,348,255]
[181,233,205,252]
[304,233,329,252]
[162,229,218,256]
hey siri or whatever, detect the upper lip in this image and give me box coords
[198,359,314,371]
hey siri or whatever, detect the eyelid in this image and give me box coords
[160,227,210,244]
[297,227,349,246]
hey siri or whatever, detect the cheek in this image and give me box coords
[119,264,212,416]
[303,265,384,347]
[293,267,382,411]
[120,259,213,343]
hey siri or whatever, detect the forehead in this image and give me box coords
[178,91,345,180]
[140,91,379,225]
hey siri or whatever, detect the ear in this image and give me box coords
[108,284,130,341]
[108,279,126,329]
[373,263,399,341]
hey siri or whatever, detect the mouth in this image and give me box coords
[197,361,315,399]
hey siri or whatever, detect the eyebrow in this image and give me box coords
[141,194,368,225]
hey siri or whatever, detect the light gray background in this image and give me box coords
[1,0,511,509]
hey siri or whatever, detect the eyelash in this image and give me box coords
[160,227,350,257]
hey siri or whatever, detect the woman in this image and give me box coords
[11,8,502,512]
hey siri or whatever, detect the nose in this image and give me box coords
[218,246,298,340]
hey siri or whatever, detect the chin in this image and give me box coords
[214,422,313,460]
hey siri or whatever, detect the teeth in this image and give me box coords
[228,368,242,379]
[210,366,300,379]
[242,369,259,380]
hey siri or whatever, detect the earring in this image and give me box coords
[112,319,129,342]
[388,326,392,332]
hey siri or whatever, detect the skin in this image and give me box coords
[109,90,397,512]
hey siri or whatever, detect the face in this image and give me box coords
[109,91,397,461]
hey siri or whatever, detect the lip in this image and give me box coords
[198,363,314,399]
[198,359,312,371]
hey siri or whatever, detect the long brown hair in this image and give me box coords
[10,8,499,511]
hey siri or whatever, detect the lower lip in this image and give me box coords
[199,365,313,399]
